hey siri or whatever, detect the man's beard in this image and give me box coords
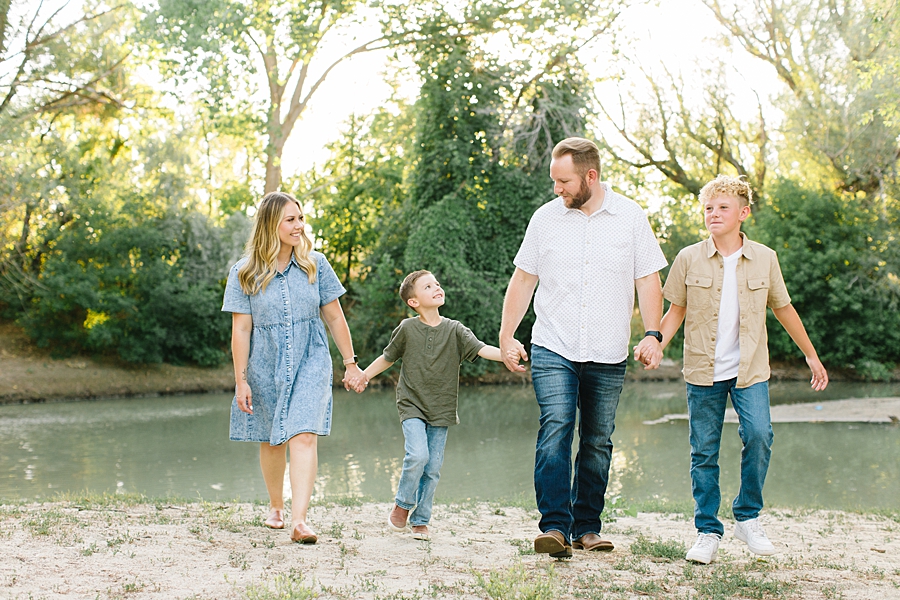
[563,176,592,209]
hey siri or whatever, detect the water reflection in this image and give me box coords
[0,381,897,510]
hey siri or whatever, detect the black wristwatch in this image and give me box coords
[644,330,663,343]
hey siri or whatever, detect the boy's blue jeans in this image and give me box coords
[395,418,448,526]
[530,345,626,543]
[686,378,773,536]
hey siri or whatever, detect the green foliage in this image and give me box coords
[20,204,247,365]
[747,179,900,368]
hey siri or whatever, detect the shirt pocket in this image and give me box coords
[685,274,713,310]
[747,277,770,311]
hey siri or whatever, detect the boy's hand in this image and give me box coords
[807,356,829,391]
[500,337,528,372]
[352,374,369,393]
[633,337,662,370]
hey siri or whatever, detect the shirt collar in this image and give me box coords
[556,182,619,216]
[704,231,755,259]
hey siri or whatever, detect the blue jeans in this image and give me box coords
[531,345,626,542]
[395,418,448,526]
[686,379,773,536]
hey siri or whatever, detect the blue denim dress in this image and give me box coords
[221,251,346,445]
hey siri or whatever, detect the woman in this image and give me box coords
[222,191,363,544]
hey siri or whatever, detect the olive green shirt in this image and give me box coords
[383,317,486,426]
[663,233,792,388]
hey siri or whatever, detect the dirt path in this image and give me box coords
[1,497,897,599]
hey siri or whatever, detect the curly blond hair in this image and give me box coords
[698,175,754,207]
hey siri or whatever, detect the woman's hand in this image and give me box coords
[236,381,253,414]
[343,363,366,392]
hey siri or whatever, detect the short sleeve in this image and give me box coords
[317,254,346,306]
[382,322,407,363]
[222,263,252,314]
[455,322,486,363]
[632,214,668,279]
[513,214,541,275]
[662,251,688,307]
[766,251,792,309]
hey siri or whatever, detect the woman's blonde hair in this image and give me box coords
[237,192,317,295]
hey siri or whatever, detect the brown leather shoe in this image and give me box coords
[290,523,318,544]
[264,508,285,529]
[534,530,572,558]
[573,532,614,551]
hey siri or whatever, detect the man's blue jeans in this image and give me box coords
[395,418,448,527]
[686,378,773,536]
[530,345,626,542]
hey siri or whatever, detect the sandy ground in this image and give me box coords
[0,498,897,600]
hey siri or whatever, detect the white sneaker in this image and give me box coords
[685,532,721,564]
[734,518,776,555]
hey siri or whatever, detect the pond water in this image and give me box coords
[1,381,898,510]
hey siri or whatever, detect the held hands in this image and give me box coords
[236,381,253,414]
[500,337,528,373]
[342,364,367,393]
[807,356,829,391]
[632,337,663,370]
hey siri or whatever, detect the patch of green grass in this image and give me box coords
[474,564,560,600]
[310,494,373,508]
[695,562,796,599]
[328,522,344,538]
[508,538,536,555]
[630,534,686,561]
[24,508,68,536]
[631,579,664,595]
[241,568,317,600]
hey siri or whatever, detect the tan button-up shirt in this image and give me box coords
[663,233,791,388]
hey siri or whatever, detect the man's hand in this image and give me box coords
[632,336,662,370]
[500,337,528,373]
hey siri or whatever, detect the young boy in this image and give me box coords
[642,175,828,564]
[353,270,502,540]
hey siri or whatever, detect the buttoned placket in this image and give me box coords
[578,214,592,361]
[279,266,293,443]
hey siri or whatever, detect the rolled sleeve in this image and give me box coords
[222,264,252,314]
[766,251,792,309]
[662,251,688,307]
[317,255,346,306]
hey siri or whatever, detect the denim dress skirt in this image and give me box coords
[222,251,346,445]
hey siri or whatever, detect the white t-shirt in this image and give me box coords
[513,184,668,363]
[713,250,742,381]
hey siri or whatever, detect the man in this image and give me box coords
[500,137,667,558]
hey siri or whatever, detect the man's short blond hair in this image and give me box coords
[552,137,601,179]
[699,175,754,207]
[399,270,431,306]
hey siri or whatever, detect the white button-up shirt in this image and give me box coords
[514,184,668,363]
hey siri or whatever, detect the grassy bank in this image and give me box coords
[1,493,897,599]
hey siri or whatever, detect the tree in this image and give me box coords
[702,0,900,194]
[747,179,900,377]
[1,0,130,119]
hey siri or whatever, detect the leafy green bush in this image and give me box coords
[19,203,248,365]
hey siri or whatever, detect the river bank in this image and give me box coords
[2,321,890,405]
[0,495,897,599]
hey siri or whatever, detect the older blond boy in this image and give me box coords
[354,270,502,540]
[644,175,828,564]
